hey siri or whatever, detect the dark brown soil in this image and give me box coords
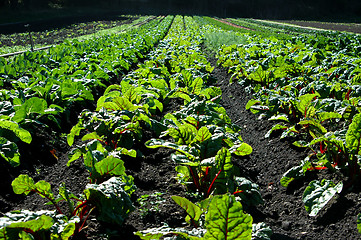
[274,20,361,34]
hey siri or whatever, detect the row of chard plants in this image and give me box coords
[0,15,273,239]
[215,23,361,226]
[0,16,169,167]
[0,16,174,239]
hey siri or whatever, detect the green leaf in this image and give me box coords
[280,165,305,187]
[265,124,288,138]
[0,137,21,167]
[12,175,55,201]
[103,96,137,111]
[296,93,319,118]
[171,196,202,224]
[346,113,361,153]
[11,174,35,195]
[0,119,32,144]
[94,156,126,180]
[34,180,55,201]
[252,222,272,240]
[318,112,342,122]
[12,97,47,123]
[146,139,195,159]
[204,194,253,240]
[234,177,264,207]
[194,127,212,143]
[84,177,134,226]
[230,143,253,156]
[302,179,343,217]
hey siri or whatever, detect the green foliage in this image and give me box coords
[84,177,134,226]
[302,179,343,217]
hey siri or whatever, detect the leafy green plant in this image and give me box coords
[135,194,256,240]
[0,174,135,239]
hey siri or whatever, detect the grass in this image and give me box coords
[203,31,248,52]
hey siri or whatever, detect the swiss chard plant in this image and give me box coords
[135,194,271,240]
[0,173,135,239]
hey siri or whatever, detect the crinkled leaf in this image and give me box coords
[103,96,137,111]
[12,97,47,123]
[204,194,253,240]
[299,119,327,134]
[0,137,21,167]
[302,179,343,217]
[234,177,264,207]
[252,222,272,240]
[84,177,134,226]
[318,112,342,122]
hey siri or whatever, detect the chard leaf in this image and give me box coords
[84,177,134,226]
[12,174,55,201]
[234,177,263,207]
[245,99,261,110]
[171,196,202,225]
[0,119,32,144]
[4,214,53,231]
[252,222,272,240]
[146,139,195,159]
[82,132,102,142]
[298,120,327,134]
[265,124,288,138]
[0,210,56,239]
[0,137,21,166]
[230,143,253,156]
[204,194,253,240]
[346,113,361,153]
[280,165,305,187]
[103,96,137,111]
[11,174,35,195]
[194,127,212,143]
[318,112,342,122]
[268,114,289,122]
[67,120,85,146]
[12,97,47,123]
[302,179,343,217]
[93,156,126,180]
[296,93,319,118]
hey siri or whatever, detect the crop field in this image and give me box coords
[1,14,361,240]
